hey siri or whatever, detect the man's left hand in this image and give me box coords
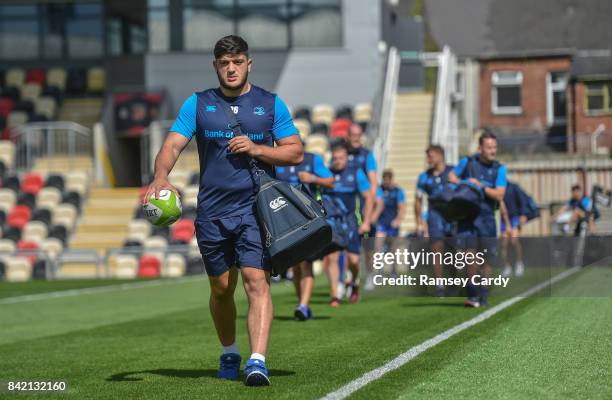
[228,136,260,156]
[359,222,371,235]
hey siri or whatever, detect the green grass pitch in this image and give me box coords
[0,267,610,399]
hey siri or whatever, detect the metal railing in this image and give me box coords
[430,46,459,165]
[11,121,93,172]
[372,46,401,177]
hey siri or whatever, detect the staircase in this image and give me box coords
[69,187,140,254]
[384,92,433,235]
[59,98,104,128]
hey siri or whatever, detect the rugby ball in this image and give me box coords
[143,189,182,227]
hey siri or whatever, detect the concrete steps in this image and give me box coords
[59,98,104,129]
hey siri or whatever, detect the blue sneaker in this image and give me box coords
[294,304,312,321]
[218,353,242,380]
[244,358,270,386]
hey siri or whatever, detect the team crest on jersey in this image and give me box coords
[347,174,355,182]
[205,105,216,112]
[253,106,265,116]
[230,105,239,114]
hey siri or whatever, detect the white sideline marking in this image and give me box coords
[0,276,204,305]
[320,267,581,400]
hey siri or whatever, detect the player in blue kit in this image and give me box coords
[323,141,374,306]
[449,132,507,307]
[144,36,303,386]
[500,182,528,277]
[275,152,334,320]
[373,169,406,238]
[414,145,455,296]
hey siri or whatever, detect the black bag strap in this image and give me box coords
[217,96,266,180]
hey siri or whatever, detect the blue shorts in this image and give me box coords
[347,214,361,255]
[457,213,498,254]
[427,209,454,238]
[376,222,399,237]
[501,215,521,233]
[194,210,270,277]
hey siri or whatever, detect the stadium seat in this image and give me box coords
[31,208,52,227]
[32,259,47,280]
[62,191,82,211]
[164,253,186,278]
[305,134,330,156]
[40,238,63,260]
[123,239,143,249]
[44,174,65,191]
[171,219,195,244]
[293,107,311,122]
[143,236,168,250]
[3,174,20,192]
[186,255,205,275]
[26,69,46,86]
[0,238,16,253]
[0,140,15,168]
[311,122,329,136]
[294,118,311,139]
[330,117,352,139]
[52,204,77,230]
[6,69,25,89]
[20,83,42,103]
[48,224,68,244]
[65,171,88,196]
[0,188,16,212]
[8,205,32,229]
[36,187,62,209]
[0,209,6,226]
[169,169,189,192]
[133,206,145,219]
[0,259,4,279]
[354,102,373,123]
[46,68,67,91]
[17,192,36,209]
[17,239,39,265]
[22,221,48,243]
[335,105,353,120]
[114,254,138,279]
[312,104,335,125]
[7,110,28,130]
[1,86,20,102]
[87,67,106,94]
[34,97,57,120]
[67,68,87,95]
[2,226,21,242]
[182,205,197,221]
[183,185,199,207]
[128,219,151,238]
[4,256,31,282]
[22,173,44,195]
[138,255,161,278]
[0,98,14,117]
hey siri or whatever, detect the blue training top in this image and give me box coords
[275,152,332,194]
[376,185,406,226]
[324,166,371,216]
[416,165,455,198]
[347,147,377,176]
[453,154,507,216]
[171,85,298,221]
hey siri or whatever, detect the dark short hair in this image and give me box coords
[383,169,393,178]
[214,35,249,59]
[426,144,445,157]
[571,184,582,192]
[479,131,497,145]
[331,140,349,153]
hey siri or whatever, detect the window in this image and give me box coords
[148,0,169,52]
[0,5,38,59]
[237,0,288,49]
[183,0,235,51]
[491,71,523,115]
[41,4,65,59]
[547,71,568,125]
[290,0,341,48]
[585,82,612,114]
[65,3,103,58]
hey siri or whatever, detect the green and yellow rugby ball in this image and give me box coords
[143,189,182,227]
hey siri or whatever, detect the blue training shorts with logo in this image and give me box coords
[194,209,271,277]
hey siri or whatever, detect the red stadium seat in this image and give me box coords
[0,98,14,118]
[17,239,39,265]
[8,205,32,229]
[21,173,44,195]
[26,69,46,86]
[172,219,195,243]
[138,255,161,278]
[330,118,352,139]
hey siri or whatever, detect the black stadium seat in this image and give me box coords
[67,68,87,95]
[123,239,142,248]
[133,206,145,219]
[335,105,353,120]
[17,192,36,209]
[312,122,329,135]
[0,209,6,226]
[62,191,81,211]
[2,226,21,242]
[293,107,311,122]
[0,259,5,279]
[0,160,6,178]
[49,224,67,244]
[151,225,170,239]
[186,256,205,275]
[182,205,197,221]
[2,174,20,192]
[1,86,20,102]
[32,259,47,280]
[45,174,65,191]
[31,208,52,226]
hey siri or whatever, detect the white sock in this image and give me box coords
[222,342,239,355]
[250,353,266,363]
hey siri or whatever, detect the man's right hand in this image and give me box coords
[142,177,180,205]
